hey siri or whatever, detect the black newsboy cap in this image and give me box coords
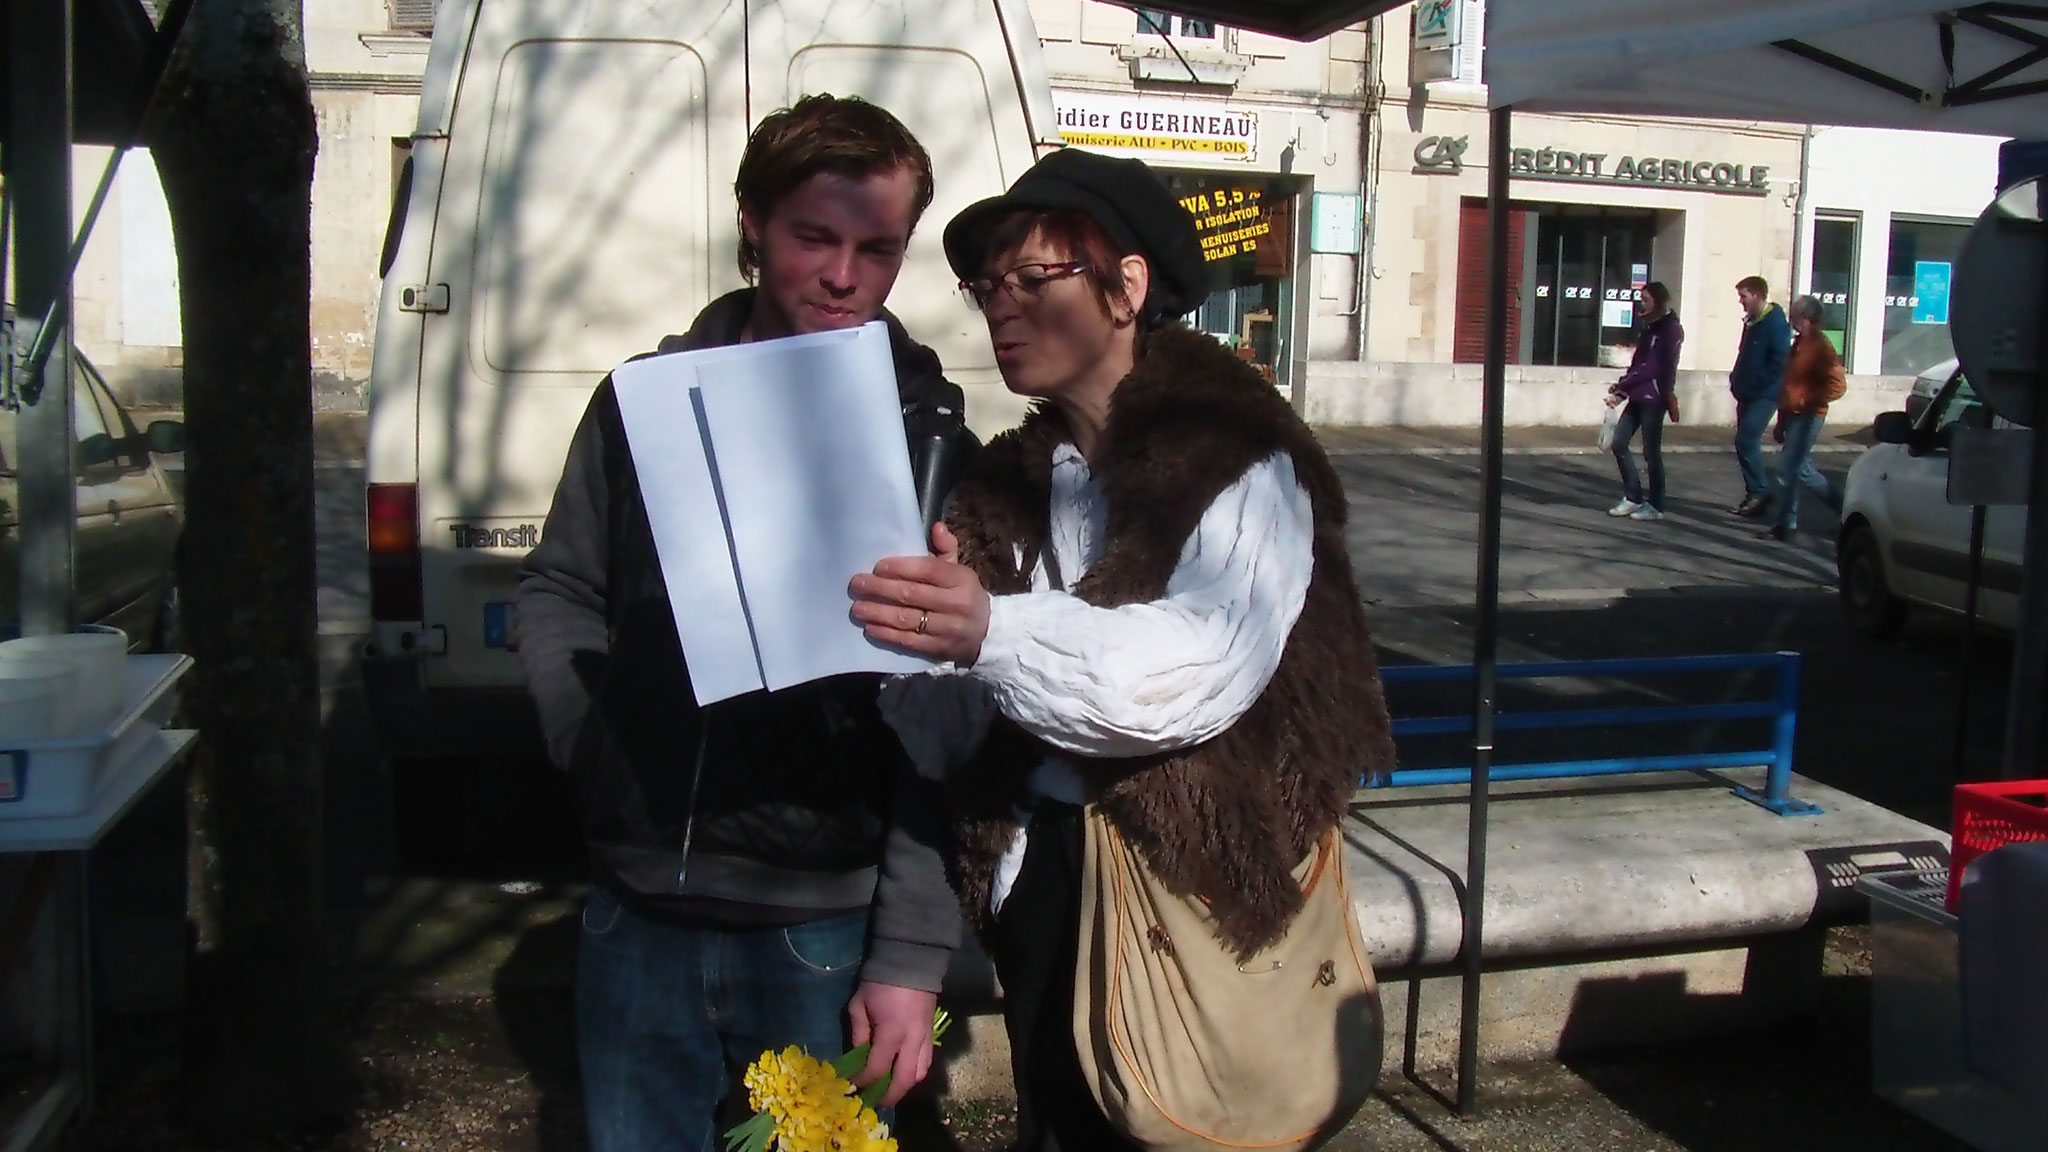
[942,149,1208,322]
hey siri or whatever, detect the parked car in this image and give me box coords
[1836,362,2026,639]
[1903,357,1957,424]
[0,312,185,649]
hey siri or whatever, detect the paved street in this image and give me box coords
[314,457,371,636]
[1333,439,1842,609]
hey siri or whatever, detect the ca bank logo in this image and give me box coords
[1414,135,1469,175]
[1414,0,1462,48]
[1417,0,1456,38]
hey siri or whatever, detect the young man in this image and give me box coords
[516,95,968,1152]
[1728,275,1790,517]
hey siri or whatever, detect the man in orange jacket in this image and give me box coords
[1761,294,1847,541]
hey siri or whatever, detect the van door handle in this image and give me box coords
[399,284,451,313]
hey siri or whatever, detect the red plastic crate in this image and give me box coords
[1948,780,2048,910]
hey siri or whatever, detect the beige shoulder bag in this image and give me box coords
[1072,807,1382,1151]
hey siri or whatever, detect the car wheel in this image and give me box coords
[1839,524,1906,640]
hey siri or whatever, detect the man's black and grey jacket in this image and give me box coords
[515,289,971,991]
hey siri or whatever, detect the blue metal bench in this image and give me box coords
[1376,651,1821,817]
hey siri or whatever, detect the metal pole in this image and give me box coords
[1457,103,1512,1118]
[8,0,78,637]
[1954,504,1987,780]
[1766,651,1801,803]
[17,0,200,400]
[1789,125,1815,298]
[1550,233,1563,361]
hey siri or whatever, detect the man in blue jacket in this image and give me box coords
[1728,275,1791,516]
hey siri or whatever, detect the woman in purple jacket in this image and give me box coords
[1605,282,1683,521]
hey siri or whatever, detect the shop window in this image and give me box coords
[1135,9,1217,39]
[1881,217,1968,376]
[1809,214,1859,359]
[1456,201,1660,367]
[1162,171,1300,382]
[1528,205,1658,367]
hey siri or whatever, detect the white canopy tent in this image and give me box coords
[1458,0,2047,787]
[1486,0,2048,136]
[1152,0,2047,1114]
[1211,0,2048,137]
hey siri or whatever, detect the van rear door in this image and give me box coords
[747,0,1055,433]
[412,0,750,694]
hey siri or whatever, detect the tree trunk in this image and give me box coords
[149,1,334,1134]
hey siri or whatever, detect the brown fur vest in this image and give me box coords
[944,325,1396,959]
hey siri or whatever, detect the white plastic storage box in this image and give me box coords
[1858,868,2041,1152]
[0,654,190,819]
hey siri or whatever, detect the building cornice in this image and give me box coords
[310,71,425,94]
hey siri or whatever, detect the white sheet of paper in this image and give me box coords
[609,354,765,705]
[695,323,931,691]
[609,322,930,706]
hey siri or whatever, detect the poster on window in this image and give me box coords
[1913,261,1952,325]
[1180,184,1274,262]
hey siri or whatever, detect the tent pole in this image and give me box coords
[1458,102,1512,1118]
[17,0,200,404]
[6,0,78,638]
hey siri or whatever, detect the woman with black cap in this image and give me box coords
[849,149,1394,1150]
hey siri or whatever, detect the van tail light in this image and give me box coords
[367,483,424,621]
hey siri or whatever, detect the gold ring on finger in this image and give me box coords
[914,611,931,635]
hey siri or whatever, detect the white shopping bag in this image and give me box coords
[1597,404,1621,452]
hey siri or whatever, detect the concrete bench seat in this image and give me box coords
[1333,766,1948,1070]
[1348,766,1949,971]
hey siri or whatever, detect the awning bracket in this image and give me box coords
[1771,3,2048,112]
[1770,38,1932,103]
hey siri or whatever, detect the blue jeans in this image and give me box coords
[576,883,868,1152]
[1734,398,1776,501]
[1772,413,1843,532]
[1611,399,1665,510]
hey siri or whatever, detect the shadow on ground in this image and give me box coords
[1556,971,1968,1152]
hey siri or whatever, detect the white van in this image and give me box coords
[364,0,1059,757]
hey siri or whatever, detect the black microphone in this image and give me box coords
[914,431,965,531]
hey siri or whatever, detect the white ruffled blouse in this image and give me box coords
[878,441,1316,914]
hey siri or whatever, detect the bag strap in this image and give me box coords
[1041,544,1067,594]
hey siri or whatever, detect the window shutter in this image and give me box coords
[388,0,437,33]
[1453,197,1525,365]
[1453,0,1486,86]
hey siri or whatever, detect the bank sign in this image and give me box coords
[1508,145,1771,196]
[1055,93,1259,164]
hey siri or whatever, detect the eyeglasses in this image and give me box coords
[958,261,1091,310]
